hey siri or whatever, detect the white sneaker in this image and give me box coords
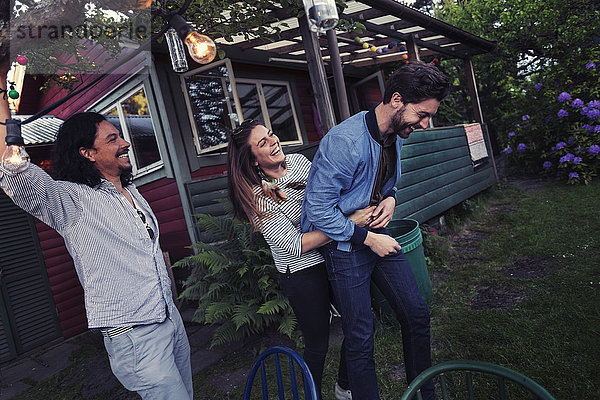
[334,382,352,400]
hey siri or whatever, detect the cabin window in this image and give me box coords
[99,84,164,176]
[181,59,242,154]
[235,79,302,145]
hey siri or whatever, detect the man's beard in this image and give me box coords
[391,106,413,138]
[119,164,133,175]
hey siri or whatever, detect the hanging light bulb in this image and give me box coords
[167,13,216,65]
[1,119,30,173]
[164,28,189,73]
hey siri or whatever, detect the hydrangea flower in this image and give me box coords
[543,161,552,169]
[558,92,571,102]
[595,125,600,133]
[587,108,600,120]
[517,143,526,152]
[504,147,512,154]
[568,172,579,180]
[586,62,597,69]
[545,116,553,123]
[589,145,600,155]
[555,142,566,150]
[534,82,543,91]
[573,157,582,165]
[522,114,530,121]
[571,98,584,108]
[560,153,575,163]
[508,131,516,138]
[557,109,568,118]
[589,100,600,108]
[583,124,594,132]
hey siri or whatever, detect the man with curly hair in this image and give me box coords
[0,63,192,400]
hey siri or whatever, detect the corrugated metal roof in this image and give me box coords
[12,115,62,146]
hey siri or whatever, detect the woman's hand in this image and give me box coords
[348,205,376,228]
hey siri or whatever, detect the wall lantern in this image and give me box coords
[301,0,339,34]
[167,13,216,67]
[1,119,29,173]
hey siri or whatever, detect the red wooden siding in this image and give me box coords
[38,43,147,117]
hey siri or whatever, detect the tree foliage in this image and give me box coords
[437,0,600,181]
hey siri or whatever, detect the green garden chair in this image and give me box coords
[400,360,556,400]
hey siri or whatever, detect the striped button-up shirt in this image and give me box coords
[0,163,174,328]
[253,153,324,274]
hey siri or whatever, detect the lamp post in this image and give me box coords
[301,0,339,34]
[1,119,29,173]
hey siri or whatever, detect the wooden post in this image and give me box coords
[464,57,484,124]
[299,18,336,134]
[405,34,420,61]
[326,29,350,121]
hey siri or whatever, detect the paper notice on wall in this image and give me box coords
[464,123,488,165]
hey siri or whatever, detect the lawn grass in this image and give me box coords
[365,180,600,399]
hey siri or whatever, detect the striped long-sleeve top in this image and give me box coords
[0,162,175,329]
[253,153,324,274]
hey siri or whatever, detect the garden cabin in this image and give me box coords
[0,0,496,362]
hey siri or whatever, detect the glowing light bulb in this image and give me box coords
[2,119,30,173]
[183,31,216,65]
[1,145,30,173]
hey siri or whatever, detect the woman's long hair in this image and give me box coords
[52,112,132,187]
[227,119,265,227]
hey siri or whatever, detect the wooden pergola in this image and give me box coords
[215,0,496,134]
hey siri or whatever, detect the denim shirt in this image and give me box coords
[0,162,174,328]
[301,111,403,246]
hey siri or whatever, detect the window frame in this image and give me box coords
[180,58,243,155]
[235,78,303,146]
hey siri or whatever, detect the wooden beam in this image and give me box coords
[326,29,351,121]
[298,18,336,134]
[464,57,483,124]
[405,34,420,61]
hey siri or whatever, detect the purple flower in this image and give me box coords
[504,147,513,154]
[565,153,575,161]
[589,100,600,108]
[586,62,597,69]
[543,161,552,169]
[517,143,526,152]
[555,142,566,150]
[572,157,582,165]
[515,123,521,128]
[508,131,516,138]
[583,124,594,132]
[545,116,553,123]
[534,83,543,91]
[522,114,530,121]
[571,98,584,108]
[558,92,571,102]
[568,172,579,180]
[595,125,600,133]
[587,108,600,120]
[557,109,569,118]
[589,145,600,155]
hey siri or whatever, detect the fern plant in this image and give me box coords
[173,212,297,348]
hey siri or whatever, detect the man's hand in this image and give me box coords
[348,205,376,227]
[364,231,401,257]
[369,196,396,229]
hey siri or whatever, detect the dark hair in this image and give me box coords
[52,112,133,187]
[383,61,450,105]
[227,119,264,226]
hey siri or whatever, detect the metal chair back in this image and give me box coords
[400,360,556,400]
[242,346,318,400]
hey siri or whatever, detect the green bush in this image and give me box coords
[173,213,297,348]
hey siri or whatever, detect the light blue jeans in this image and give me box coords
[103,307,193,399]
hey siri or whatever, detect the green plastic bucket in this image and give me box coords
[372,218,433,319]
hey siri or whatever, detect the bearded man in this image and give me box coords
[0,63,193,400]
[301,61,449,400]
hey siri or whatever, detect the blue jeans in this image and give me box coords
[103,307,193,399]
[279,262,349,398]
[321,234,435,400]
